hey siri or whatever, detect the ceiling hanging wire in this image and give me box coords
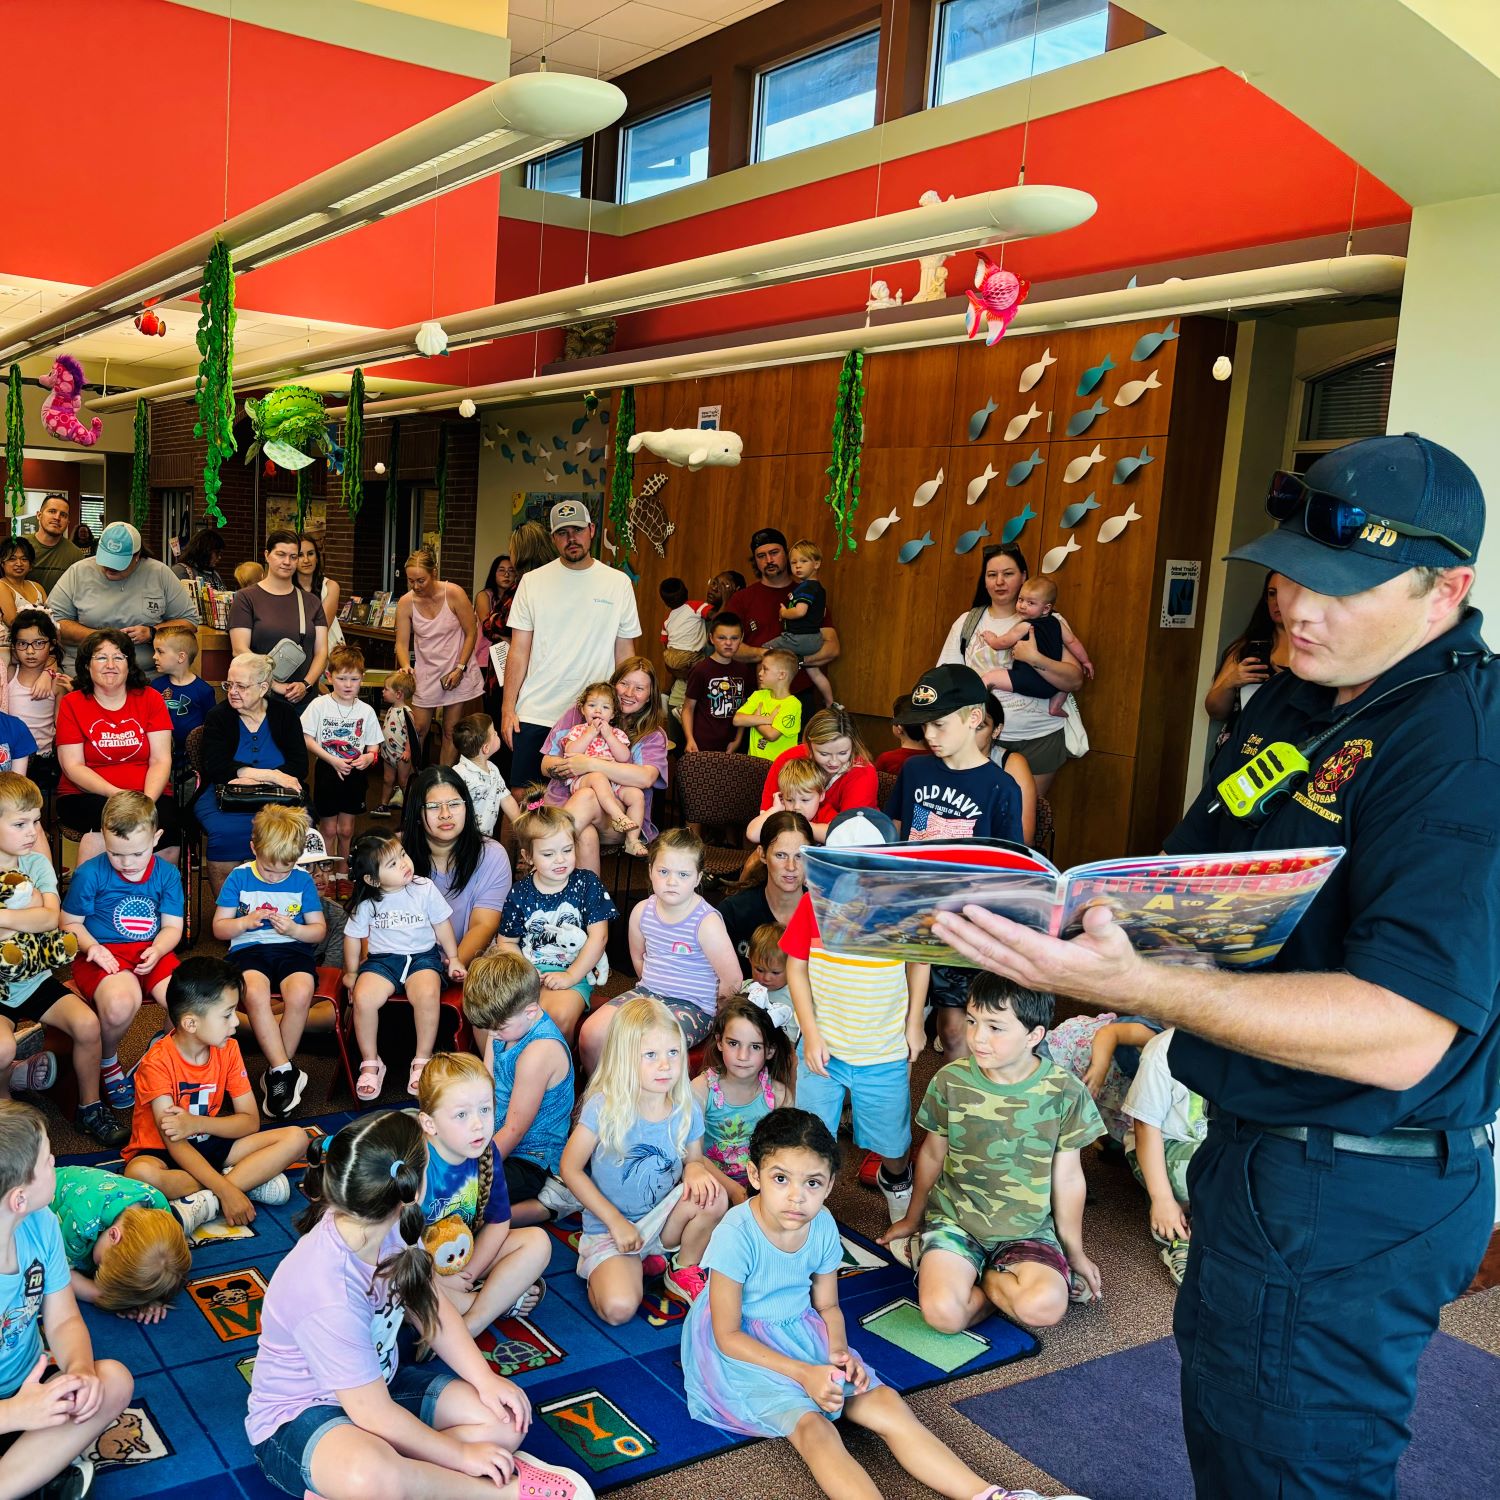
[1001,0,1044,274]
[222,2,234,222]
[864,16,902,326]
[1345,164,1362,256]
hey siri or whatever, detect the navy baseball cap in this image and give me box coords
[897,664,989,724]
[1229,434,1483,597]
[825,808,899,848]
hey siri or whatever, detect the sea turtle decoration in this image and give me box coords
[626,473,673,556]
[244,385,340,471]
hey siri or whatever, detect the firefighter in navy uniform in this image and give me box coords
[930,433,1499,1500]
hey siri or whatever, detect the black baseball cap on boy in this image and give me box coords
[896,664,989,725]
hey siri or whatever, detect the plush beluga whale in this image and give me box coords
[626,428,743,470]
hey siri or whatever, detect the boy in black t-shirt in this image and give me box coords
[682,614,757,754]
[886,664,1025,1060]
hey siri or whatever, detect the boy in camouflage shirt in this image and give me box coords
[881,973,1104,1331]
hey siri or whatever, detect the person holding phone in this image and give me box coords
[1203,572,1288,740]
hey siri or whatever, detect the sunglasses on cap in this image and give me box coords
[1266,471,1472,561]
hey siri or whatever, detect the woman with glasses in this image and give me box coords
[55,629,179,864]
[229,529,328,705]
[3,610,68,795]
[195,652,308,896]
[0,537,47,667]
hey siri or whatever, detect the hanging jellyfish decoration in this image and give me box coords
[823,350,865,558]
[4,367,23,518]
[193,239,237,526]
[343,368,365,516]
[130,400,150,531]
[608,386,637,560]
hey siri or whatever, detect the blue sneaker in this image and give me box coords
[102,1069,135,1109]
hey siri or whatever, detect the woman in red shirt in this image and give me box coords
[56,628,178,862]
[749,708,877,846]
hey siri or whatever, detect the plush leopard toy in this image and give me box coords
[0,871,77,999]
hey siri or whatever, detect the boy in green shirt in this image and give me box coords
[734,648,801,760]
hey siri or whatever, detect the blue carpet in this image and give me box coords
[63,1114,1038,1496]
[955,1332,1500,1500]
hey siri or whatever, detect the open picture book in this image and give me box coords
[801,841,1345,970]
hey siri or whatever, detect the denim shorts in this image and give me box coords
[357,945,446,992]
[537,963,593,1004]
[253,1363,457,1495]
[795,1049,912,1160]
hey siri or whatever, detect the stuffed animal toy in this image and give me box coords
[39,355,102,447]
[422,1215,475,1275]
[0,872,76,999]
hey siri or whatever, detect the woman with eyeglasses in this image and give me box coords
[3,610,69,795]
[1203,572,1289,738]
[55,629,180,864]
[0,537,47,667]
[229,529,329,706]
[195,652,308,896]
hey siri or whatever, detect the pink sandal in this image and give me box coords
[355,1059,386,1103]
[408,1056,431,1096]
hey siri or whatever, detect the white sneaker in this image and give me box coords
[172,1189,221,1236]
[536,1174,580,1217]
[877,1169,913,1224]
[246,1174,291,1206]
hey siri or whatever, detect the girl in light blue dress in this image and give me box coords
[682,1108,1044,1500]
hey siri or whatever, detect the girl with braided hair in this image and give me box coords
[246,1108,593,1499]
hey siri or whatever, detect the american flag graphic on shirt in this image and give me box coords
[911,808,979,840]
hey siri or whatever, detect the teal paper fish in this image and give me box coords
[1066,398,1108,437]
[1060,493,1099,529]
[583,469,595,486]
[1125,274,1138,289]
[1131,320,1178,361]
[955,521,990,555]
[898,531,935,564]
[571,414,589,434]
[1000,503,1036,544]
[551,435,566,450]
[620,558,638,582]
[562,461,578,475]
[968,398,999,442]
[500,443,514,462]
[521,450,535,465]
[589,447,605,462]
[1113,444,1155,484]
[1077,354,1115,397]
[1006,448,1043,486]
[518,430,531,445]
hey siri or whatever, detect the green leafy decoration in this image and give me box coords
[342,368,365,515]
[193,239,237,525]
[294,464,312,532]
[4,367,23,517]
[130,400,150,530]
[435,423,449,538]
[609,386,636,557]
[824,350,865,559]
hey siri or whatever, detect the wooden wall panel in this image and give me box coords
[1049,320,1180,442]
[634,366,793,458]
[785,358,846,456]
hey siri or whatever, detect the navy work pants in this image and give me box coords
[508,720,552,788]
[1175,1119,1492,1499]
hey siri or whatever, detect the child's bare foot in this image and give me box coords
[1049,695,1068,717]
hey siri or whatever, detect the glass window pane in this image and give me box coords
[621,98,711,203]
[526,145,583,197]
[755,31,880,163]
[933,0,1108,107]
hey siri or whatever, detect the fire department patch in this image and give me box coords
[1307,738,1373,803]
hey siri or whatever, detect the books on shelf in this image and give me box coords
[801,840,1345,971]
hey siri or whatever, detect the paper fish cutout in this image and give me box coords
[1114,370,1161,406]
[1066,398,1108,437]
[1063,444,1105,484]
[968,398,998,442]
[583,469,595,486]
[955,521,991,555]
[864,507,901,543]
[1113,445,1155,484]
[1003,404,1041,443]
[1060,493,1100,529]
[589,447,605,463]
[1001,504,1036,544]
[1077,354,1115,397]
[571,414,589,434]
[1125,274,1138,289]
[912,468,945,508]
[966,464,1000,505]
[500,443,514,462]
[1041,535,1081,574]
[543,468,558,483]
[898,531,935,564]
[521,450,535,465]
[518,431,531,445]
[575,440,589,453]
[480,429,496,450]
[1006,449,1043,487]
[1019,347,1056,393]
[602,529,618,555]
[496,426,510,439]
[621,559,639,581]
[1097,503,1142,543]
[552,435,566,451]
[965,251,1030,345]
[1131,320,1178,361]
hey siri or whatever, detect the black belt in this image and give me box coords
[1211,1111,1491,1160]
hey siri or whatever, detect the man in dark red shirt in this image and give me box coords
[725,528,841,724]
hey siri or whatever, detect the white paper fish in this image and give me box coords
[626,427,744,469]
[1041,535,1081,574]
[575,440,589,453]
[496,426,511,439]
[1097,503,1142,543]
[1114,370,1161,407]
[965,465,999,506]
[1003,404,1042,443]
[864,507,901,542]
[1019,347,1056,393]
[912,468,944,508]
[543,468,559,483]
[1063,444,1105,484]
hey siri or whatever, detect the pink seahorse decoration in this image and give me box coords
[964,252,1030,347]
[39,354,102,447]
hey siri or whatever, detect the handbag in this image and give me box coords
[267,588,308,683]
[216,779,305,812]
[1061,693,1090,759]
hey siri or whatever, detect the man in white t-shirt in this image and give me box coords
[500,501,641,784]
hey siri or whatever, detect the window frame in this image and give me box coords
[524,144,585,197]
[927,0,1110,110]
[750,26,883,166]
[618,94,714,205]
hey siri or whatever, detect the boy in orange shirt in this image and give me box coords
[123,956,307,1229]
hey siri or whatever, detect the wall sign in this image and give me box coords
[697,404,721,430]
[1161,559,1200,629]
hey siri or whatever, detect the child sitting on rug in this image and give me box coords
[1122,1028,1206,1287]
[0,1102,134,1500]
[124,956,308,1230]
[560,996,727,1324]
[881,975,1104,1332]
[463,952,574,1229]
[682,1107,1037,1500]
[414,1054,550,1336]
[693,997,795,1205]
[246,1109,592,1500]
[577,828,740,1072]
[344,832,467,1102]
[53,1164,193,1324]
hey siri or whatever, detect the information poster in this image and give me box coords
[1161,559,1201,629]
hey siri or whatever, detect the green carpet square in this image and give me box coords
[860,1297,991,1374]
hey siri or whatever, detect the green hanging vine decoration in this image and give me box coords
[130,400,150,531]
[608,386,636,557]
[3,367,23,518]
[193,239,237,525]
[342,368,365,515]
[824,350,865,559]
[294,464,312,532]
[435,423,449,539]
